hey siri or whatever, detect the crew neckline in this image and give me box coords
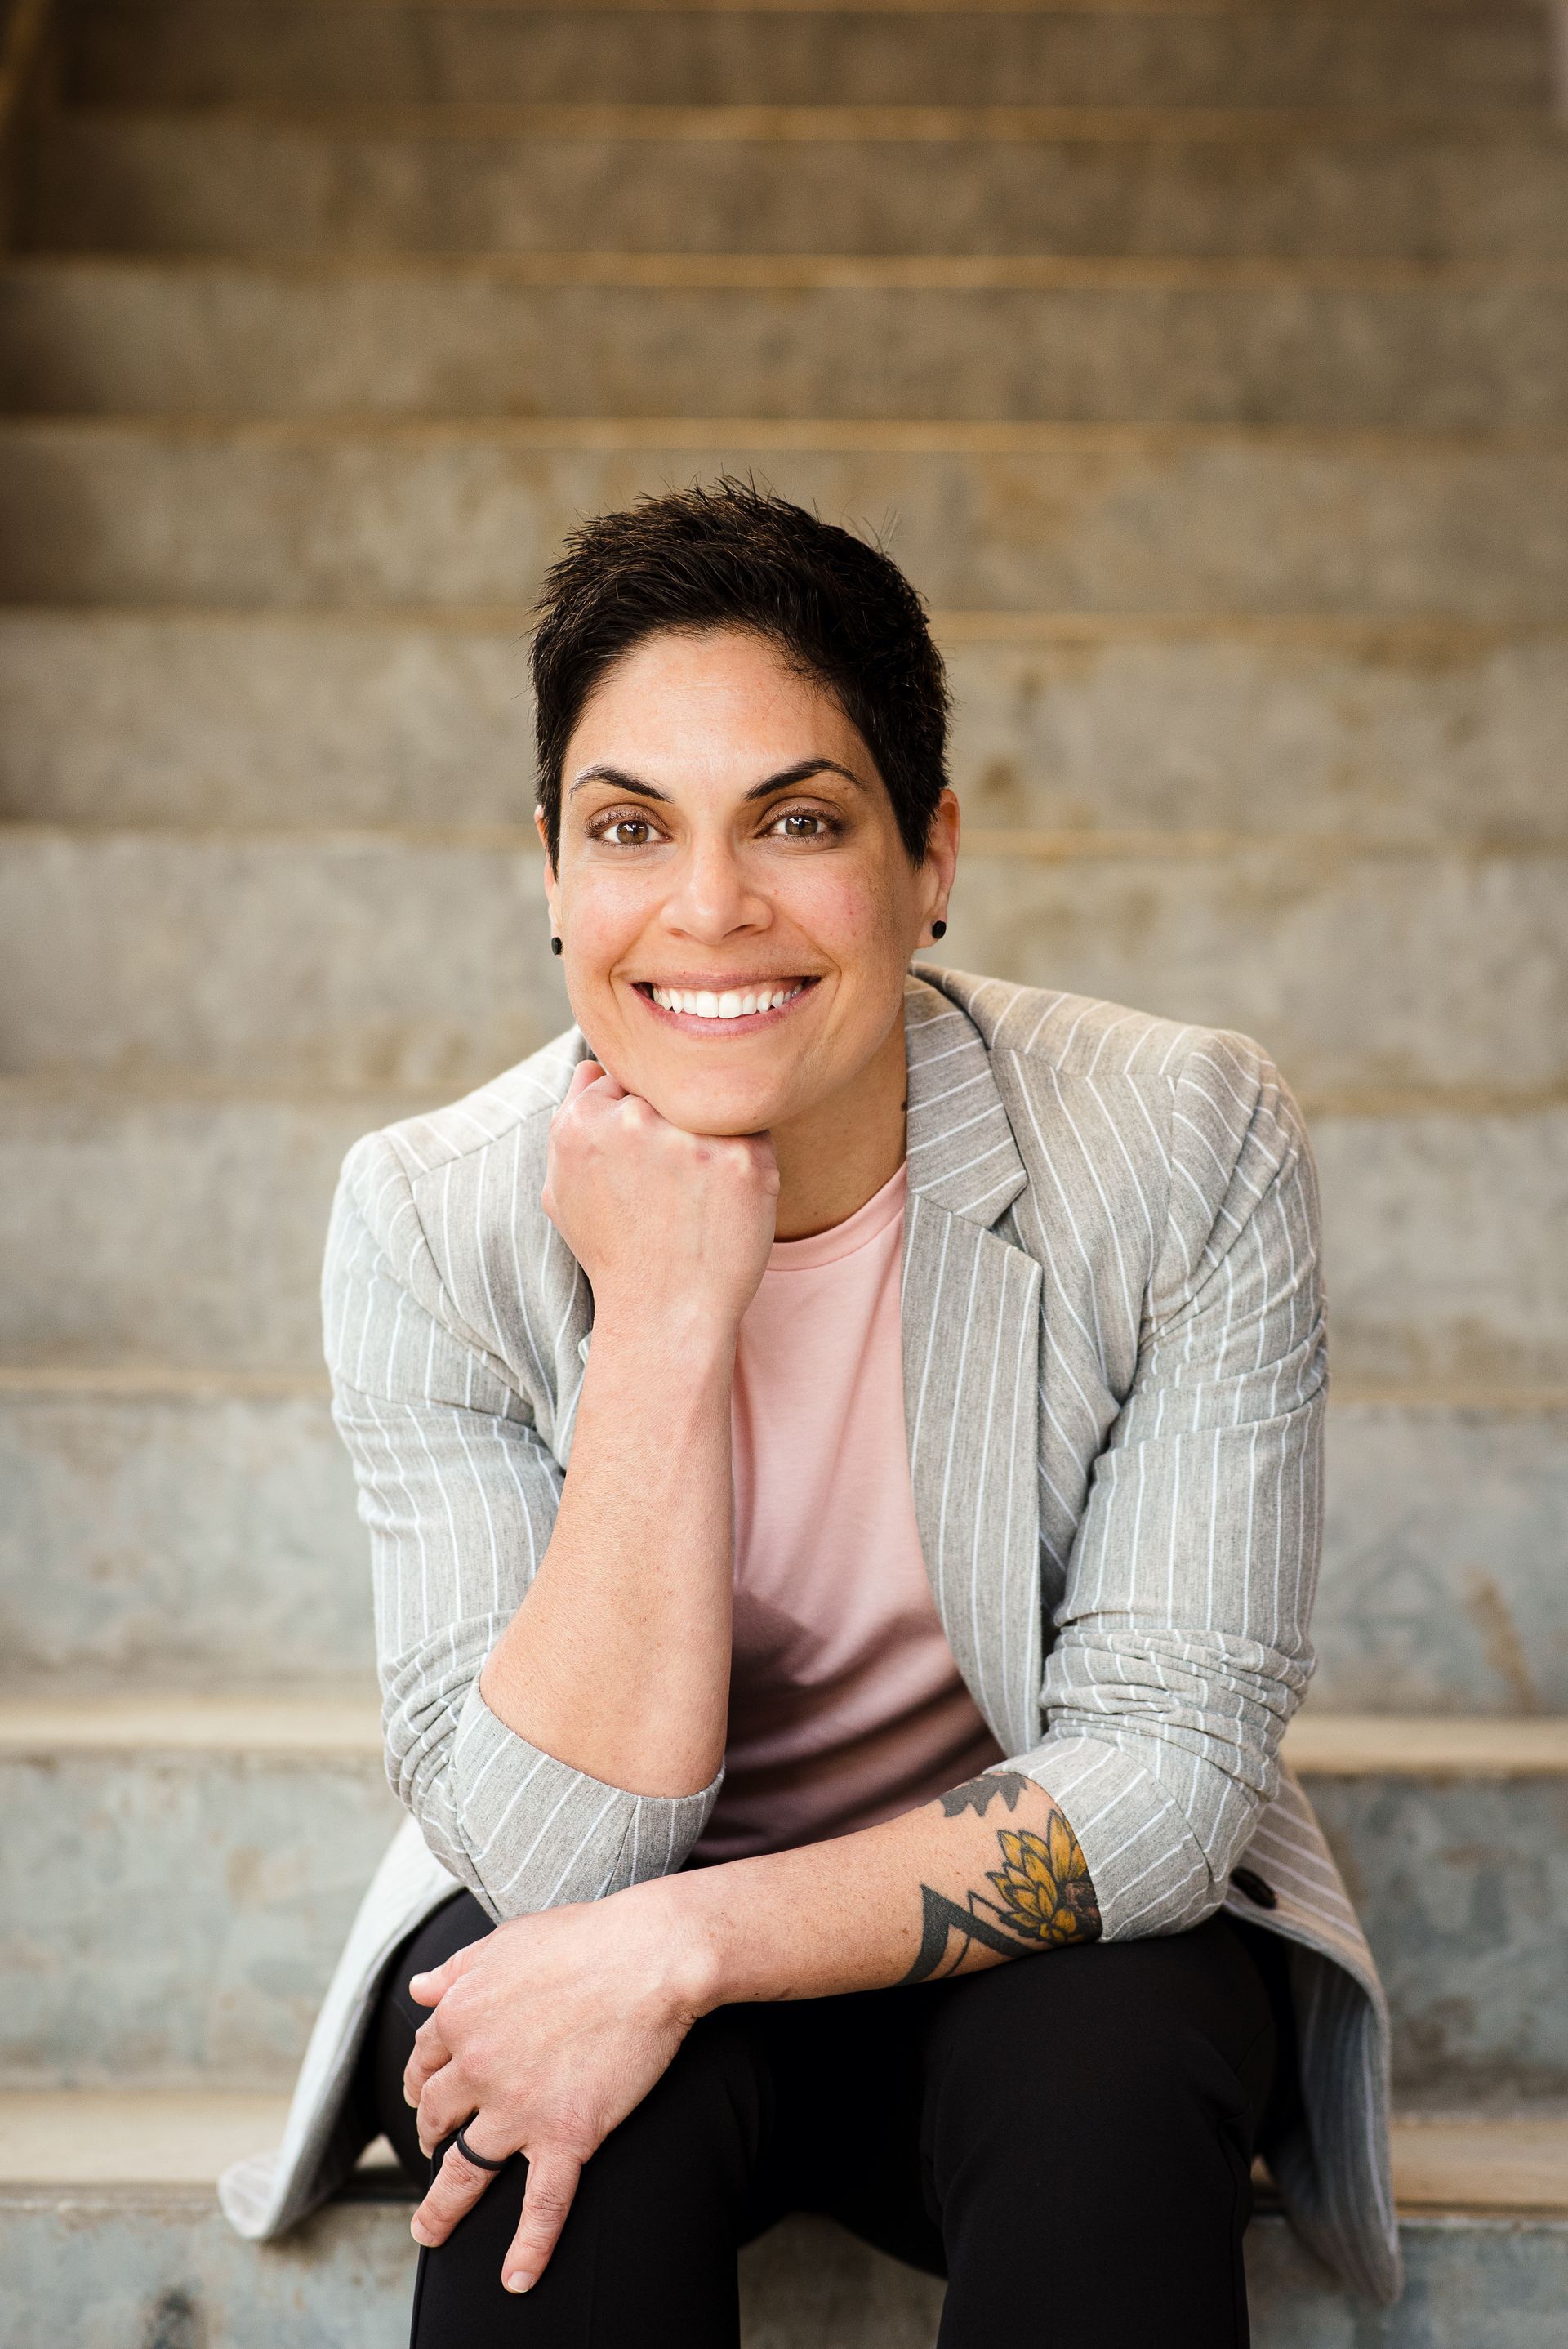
[765,1159,908,1272]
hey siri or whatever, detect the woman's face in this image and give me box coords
[541,626,958,1137]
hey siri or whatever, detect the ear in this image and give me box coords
[920,789,960,933]
[535,805,560,927]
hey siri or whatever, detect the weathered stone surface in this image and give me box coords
[2,2159,1567,2348]
[1312,1109,1568,1388]
[28,109,1568,262]
[3,1090,1564,1381]
[0,1380,371,1686]
[1,827,1560,1098]
[7,421,1568,621]
[0,830,568,1089]
[5,259,1567,429]
[0,1087,393,1371]
[1317,1399,1568,1715]
[66,2,1553,113]
[0,1744,400,2087]
[1309,1776,1568,2097]
[4,610,1567,843]
[7,1381,1564,1706]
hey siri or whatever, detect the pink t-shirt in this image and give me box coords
[691,1160,1003,1865]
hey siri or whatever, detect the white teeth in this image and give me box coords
[649,983,804,1018]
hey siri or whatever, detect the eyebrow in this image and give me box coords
[568,758,869,803]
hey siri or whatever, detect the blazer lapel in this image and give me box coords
[901,980,1045,1759]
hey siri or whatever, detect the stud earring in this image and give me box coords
[550,935,563,956]
[930,919,947,941]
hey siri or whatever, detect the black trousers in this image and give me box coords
[360,1888,1285,2348]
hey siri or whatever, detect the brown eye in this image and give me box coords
[603,816,653,846]
[774,809,827,840]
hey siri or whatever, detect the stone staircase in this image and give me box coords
[2,1,1566,2340]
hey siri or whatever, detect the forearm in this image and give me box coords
[668,1768,1101,2009]
[479,1306,737,1799]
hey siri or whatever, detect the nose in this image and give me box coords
[659,831,771,945]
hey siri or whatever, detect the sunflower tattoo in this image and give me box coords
[902,1772,1102,1984]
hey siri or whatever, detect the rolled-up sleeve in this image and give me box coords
[1004,1035,1326,1940]
[323,1134,723,1921]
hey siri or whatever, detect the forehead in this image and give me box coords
[568,627,866,782]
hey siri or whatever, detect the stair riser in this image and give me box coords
[2,1096,1563,1382]
[29,118,1568,263]
[0,1388,372,1687]
[4,612,1566,843]
[0,831,1561,1097]
[1316,1404,1568,1717]
[66,4,1554,112]
[7,426,1568,622]
[6,265,1568,429]
[0,1750,401,2089]
[2,2200,1563,2349]
[1312,1776,1568,2096]
[2,1751,1562,2088]
[6,1389,1565,1710]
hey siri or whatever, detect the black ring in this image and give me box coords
[453,2120,510,2173]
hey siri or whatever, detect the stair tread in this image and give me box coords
[1,1692,1565,1769]
[11,248,1568,291]
[47,98,1568,140]
[2,2088,1563,2210]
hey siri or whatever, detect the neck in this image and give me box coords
[769,1010,908,1241]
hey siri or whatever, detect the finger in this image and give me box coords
[410,2124,515,2249]
[557,1058,603,1111]
[501,2148,584,2295]
[401,2013,452,2111]
[407,1932,482,2007]
[415,2053,479,2158]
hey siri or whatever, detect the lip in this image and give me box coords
[630,974,820,1036]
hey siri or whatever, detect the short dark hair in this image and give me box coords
[530,478,951,867]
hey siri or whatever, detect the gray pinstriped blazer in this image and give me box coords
[219,968,1399,2303]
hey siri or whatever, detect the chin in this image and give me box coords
[641,1066,790,1138]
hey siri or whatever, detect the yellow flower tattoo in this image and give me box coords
[903,1775,1102,1983]
[987,1818,1098,1948]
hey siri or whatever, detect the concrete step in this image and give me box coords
[4,257,1567,429]
[4,1370,1564,1709]
[24,104,1568,262]
[2,1086,1562,1384]
[3,607,1567,843]
[6,420,1568,621]
[3,2105,1566,2349]
[0,826,1561,1097]
[65,2,1556,114]
[0,1697,1563,2093]
[0,1371,373,1688]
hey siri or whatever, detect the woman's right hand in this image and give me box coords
[541,1060,779,1341]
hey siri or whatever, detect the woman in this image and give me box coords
[220,482,1399,2338]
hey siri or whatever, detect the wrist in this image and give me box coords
[587,1295,741,1375]
[629,1870,733,2018]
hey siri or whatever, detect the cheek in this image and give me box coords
[791,864,916,965]
[558,870,653,978]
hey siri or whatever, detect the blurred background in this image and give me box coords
[0,0,1565,2339]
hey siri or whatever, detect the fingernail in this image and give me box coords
[411,2221,435,2247]
[506,2271,535,2295]
[408,1971,431,1993]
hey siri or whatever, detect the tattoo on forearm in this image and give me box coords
[902,1772,1102,1984]
[938,1768,1031,1820]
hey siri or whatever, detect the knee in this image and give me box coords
[928,1934,1261,2157]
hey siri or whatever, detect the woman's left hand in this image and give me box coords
[402,1877,714,2294]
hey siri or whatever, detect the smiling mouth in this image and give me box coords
[634,978,817,1024]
